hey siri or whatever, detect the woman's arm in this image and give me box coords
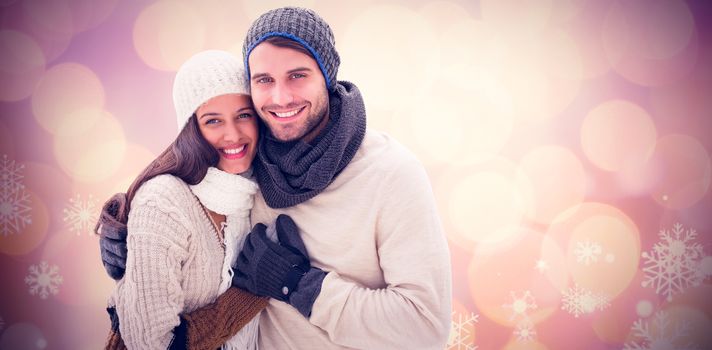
[115,204,190,349]
[99,191,268,349]
[170,287,268,349]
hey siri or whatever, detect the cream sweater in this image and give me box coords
[110,174,257,349]
[251,130,452,349]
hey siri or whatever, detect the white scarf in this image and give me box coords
[190,167,260,350]
[190,167,258,217]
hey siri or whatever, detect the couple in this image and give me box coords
[97,7,452,350]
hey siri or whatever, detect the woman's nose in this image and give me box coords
[222,122,242,143]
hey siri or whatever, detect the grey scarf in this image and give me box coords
[254,81,366,208]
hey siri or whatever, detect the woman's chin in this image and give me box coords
[217,163,248,175]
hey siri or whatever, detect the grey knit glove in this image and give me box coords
[99,224,127,280]
[97,194,128,280]
[233,214,326,317]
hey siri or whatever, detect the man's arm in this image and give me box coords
[307,156,452,349]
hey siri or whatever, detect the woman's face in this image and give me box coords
[196,93,259,174]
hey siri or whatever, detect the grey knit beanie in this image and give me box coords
[242,7,340,91]
[173,50,249,132]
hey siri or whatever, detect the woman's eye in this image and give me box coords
[205,118,219,125]
[238,113,253,119]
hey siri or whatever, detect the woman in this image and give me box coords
[100,50,267,349]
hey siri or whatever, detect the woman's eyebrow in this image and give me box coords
[199,112,222,119]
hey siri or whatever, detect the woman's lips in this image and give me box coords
[220,144,247,159]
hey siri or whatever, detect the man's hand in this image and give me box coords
[232,215,309,301]
[233,214,326,317]
[97,193,129,280]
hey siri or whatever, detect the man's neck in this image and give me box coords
[301,106,330,144]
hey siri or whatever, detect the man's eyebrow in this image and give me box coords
[287,67,313,74]
[252,67,314,80]
[251,72,269,81]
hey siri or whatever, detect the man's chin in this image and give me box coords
[270,128,302,142]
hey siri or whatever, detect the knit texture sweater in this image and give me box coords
[109,174,259,349]
[251,129,453,349]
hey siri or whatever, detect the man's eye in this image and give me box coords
[257,77,272,84]
[290,73,305,79]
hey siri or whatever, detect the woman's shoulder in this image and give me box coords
[131,174,196,211]
[135,174,191,197]
[128,174,203,240]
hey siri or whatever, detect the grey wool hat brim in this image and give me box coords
[242,7,340,91]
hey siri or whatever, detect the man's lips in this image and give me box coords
[268,106,306,121]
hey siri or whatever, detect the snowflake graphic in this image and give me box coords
[641,223,704,301]
[514,322,536,342]
[534,259,549,274]
[447,311,479,350]
[695,256,712,281]
[502,291,537,322]
[25,261,63,299]
[561,284,610,318]
[0,155,32,236]
[0,183,32,236]
[623,311,698,350]
[1,154,25,193]
[574,239,602,266]
[63,194,99,235]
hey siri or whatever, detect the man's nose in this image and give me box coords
[272,81,293,106]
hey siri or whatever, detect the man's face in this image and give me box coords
[248,42,329,142]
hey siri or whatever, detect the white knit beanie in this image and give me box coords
[172,50,250,132]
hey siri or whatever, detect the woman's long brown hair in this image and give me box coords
[95,114,219,230]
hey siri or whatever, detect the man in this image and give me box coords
[99,7,451,349]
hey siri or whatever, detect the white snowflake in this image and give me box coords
[0,184,32,236]
[574,239,602,266]
[641,223,704,301]
[623,311,698,350]
[63,194,99,235]
[594,292,610,311]
[25,261,63,299]
[694,255,712,281]
[502,291,537,322]
[534,259,549,273]
[0,155,32,236]
[447,311,479,350]
[1,154,25,194]
[561,284,609,318]
[514,322,536,342]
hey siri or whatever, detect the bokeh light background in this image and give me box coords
[1,0,711,348]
